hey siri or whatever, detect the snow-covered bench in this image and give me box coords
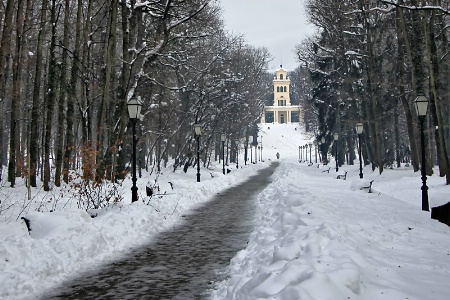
[360,180,374,193]
[321,166,331,173]
[336,171,348,180]
[349,179,375,194]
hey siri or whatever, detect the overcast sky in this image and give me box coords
[219,0,316,73]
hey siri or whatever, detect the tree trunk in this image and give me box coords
[422,5,450,184]
[1,0,15,185]
[95,0,118,182]
[30,0,48,187]
[63,0,82,184]
[396,1,429,172]
[43,0,58,191]
[9,0,26,187]
[55,0,71,187]
[115,0,137,180]
[79,0,93,181]
[395,6,419,172]
[363,6,383,174]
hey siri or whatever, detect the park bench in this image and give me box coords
[321,166,331,173]
[336,171,348,180]
[431,201,450,227]
[360,180,374,193]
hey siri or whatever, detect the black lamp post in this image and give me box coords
[260,136,263,161]
[303,145,306,162]
[194,123,202,182]
[235,139,239,169]
[356,123,364,179]
[320,137,325,164]
[221,133,226,175]
[314,140,318,163]
[304,144,308,162]
[257,146,260,161]
[309,142,312,164]
[299,146,301,162]
[414,95,429,211]
[250,145,253,164]
[254,141,258,163]
[127,95,142,203]
[244,142,247,165]
[333,132,339,172]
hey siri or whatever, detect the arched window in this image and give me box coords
[280,74,284,80]
[284,86,287,92]
[276,86,280,92]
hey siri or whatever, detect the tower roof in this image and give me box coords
[276,64,287,72]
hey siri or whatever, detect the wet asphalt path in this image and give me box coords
[40,162,279,299]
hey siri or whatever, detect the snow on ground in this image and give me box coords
[208,160,450,299]
[1,123,450,300]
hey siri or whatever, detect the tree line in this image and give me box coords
[0,0,271,190]
[296,0,450,184]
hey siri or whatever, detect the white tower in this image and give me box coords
[261,65,301,123]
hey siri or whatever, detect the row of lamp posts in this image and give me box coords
[203,97,428,211]
[300,140,334,165]
[192,95,429,211]
[323,95,429,212]
[194,129,243,180]
[298,143,314,164]
[128,95,428,212]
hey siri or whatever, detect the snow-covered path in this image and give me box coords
[29,163,278,299]
[209,160,450,300]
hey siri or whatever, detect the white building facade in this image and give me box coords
[261,66,302,123]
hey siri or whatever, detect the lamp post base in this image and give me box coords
[131,120,138,202]
[131,186,138,203]
[421,183,429,211]
[420,117,429,211]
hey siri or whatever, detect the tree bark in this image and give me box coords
[79,0,93,181]
[43,0,58,191]
[30,0,48,187]
[9,0,26,187]
[422,4,450,184]
[396,6,420,172]
[55,0,71,187]
[1,0,15,185]
[363,3,383,174]
[95,0,118,182]
[63,0,82,184]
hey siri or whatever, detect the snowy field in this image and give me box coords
[1,123,450,300]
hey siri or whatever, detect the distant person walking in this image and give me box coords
[276,152,280,159]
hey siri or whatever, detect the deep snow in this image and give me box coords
[1,123,449,300]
